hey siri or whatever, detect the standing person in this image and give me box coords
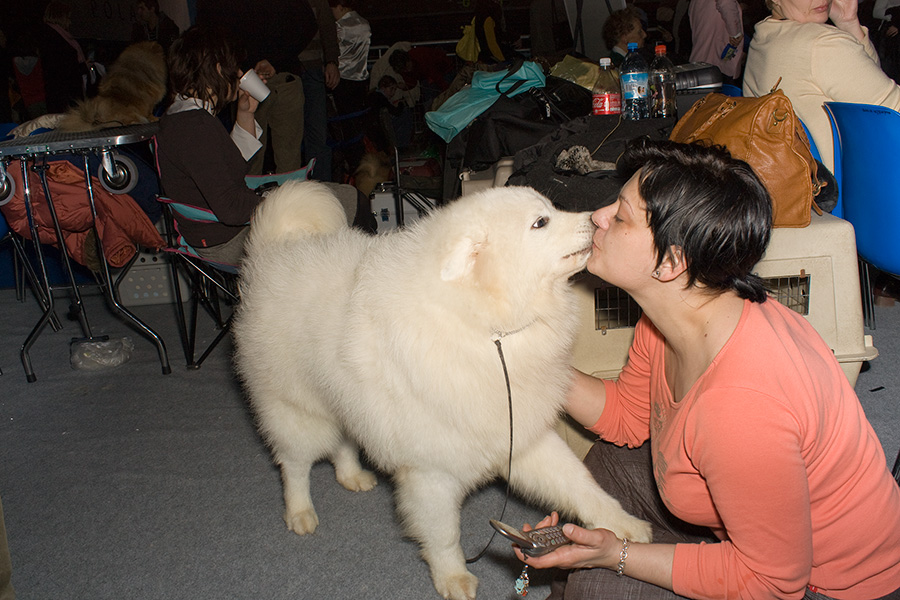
[511,139,900,600]
[131,0,181,53]
[38,1,89,114]
[154,26,264,267]
[689,0,745,84]
[743,0,900,172]
[298,0,341,182]
[329,0,371,115]
[195,0,317,176]
[473,0,520,64]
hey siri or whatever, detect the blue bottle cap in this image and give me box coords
[627,42,638,51]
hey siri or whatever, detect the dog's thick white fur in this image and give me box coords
[234,181,652,600]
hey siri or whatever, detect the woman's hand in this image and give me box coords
[829,0,866,41]
[234,88,260,136]
[254,60,276,83]
[237,88,259,115]
[325,62,340,90]
[513,513,623,572]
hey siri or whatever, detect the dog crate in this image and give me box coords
[119,251,189,306]
[559,211,879,458]
[460,158,515,196]
[370,182,435,232]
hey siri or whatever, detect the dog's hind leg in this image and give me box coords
[508,431,653,543]
[259,400,343,535]
[394,468,478,600]
[331,439,378,492]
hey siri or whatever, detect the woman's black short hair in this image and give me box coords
[617,138,773,303]
[167,26,243,114]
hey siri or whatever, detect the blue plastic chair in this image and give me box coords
[720,83,743,97]
[823,102,900,330]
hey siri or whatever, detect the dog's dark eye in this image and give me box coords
[532,216,550,229]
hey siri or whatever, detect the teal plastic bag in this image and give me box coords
[425,61,546,142]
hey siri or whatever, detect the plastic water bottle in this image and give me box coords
[592,58,621,116]
[649,44,677,119]
[620,42,649,120]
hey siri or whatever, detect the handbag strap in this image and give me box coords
[681,95,739,141]
[495,59,528,96]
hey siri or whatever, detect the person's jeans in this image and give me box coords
[300,66,332,181]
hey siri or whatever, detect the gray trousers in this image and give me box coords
[246,72,305,176]
[548,442,713,600]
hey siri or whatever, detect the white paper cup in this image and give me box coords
[239,69,270,102]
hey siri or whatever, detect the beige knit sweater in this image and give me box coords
[743,17,900,171]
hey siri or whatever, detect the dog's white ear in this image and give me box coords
[441,236,483,281]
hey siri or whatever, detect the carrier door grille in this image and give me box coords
[592,273,811,331]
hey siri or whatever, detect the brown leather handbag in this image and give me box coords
[669,89,823,227]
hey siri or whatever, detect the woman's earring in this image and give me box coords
[652,270,661,279]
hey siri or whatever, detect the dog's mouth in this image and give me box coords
[562,245,592,260]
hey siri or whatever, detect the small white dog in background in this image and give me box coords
[233,181,652,600]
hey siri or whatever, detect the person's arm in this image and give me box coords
[180,113,261,226]
[829,0,867,42]
[813,24,900,109]
[565,369,608,430]
[515,512,677,590]
[716,0,744,45]
[313,0,341,87]
[231,88,263,161]
[583,315,655,446]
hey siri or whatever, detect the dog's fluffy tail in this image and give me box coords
[248,180,348,247]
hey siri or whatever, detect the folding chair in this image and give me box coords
[154,155,315,369]
[156,196,240,369]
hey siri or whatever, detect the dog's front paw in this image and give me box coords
[284,508,319,535]
[433,571,478,600]
[615,515,653,544]
[336,468,378,492]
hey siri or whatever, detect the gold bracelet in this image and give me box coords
[616,538,629,577]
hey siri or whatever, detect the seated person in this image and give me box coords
[388,47,454,98]
[514,139,900,600]
[602,8,647,67]
[154,26,264,266]
[743,0,900,172]
[366,75,410,153]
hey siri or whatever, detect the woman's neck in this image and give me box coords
[641,287,746,364]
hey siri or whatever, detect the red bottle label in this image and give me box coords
[593,92,622,115]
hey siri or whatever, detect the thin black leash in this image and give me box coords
[466,336,516,564]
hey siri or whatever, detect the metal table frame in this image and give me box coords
[0,124,170,382]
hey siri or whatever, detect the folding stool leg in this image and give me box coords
[860,258,875,330]
[79,154,171,375]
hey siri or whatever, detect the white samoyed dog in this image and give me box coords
[233,181,652,600]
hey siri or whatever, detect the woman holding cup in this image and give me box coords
[155,26,269,266]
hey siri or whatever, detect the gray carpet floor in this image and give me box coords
[0,284,898,600]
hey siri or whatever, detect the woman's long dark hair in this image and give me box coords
[617,139,773,303]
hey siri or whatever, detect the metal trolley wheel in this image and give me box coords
[0,170,15,206]
[97,153,138,195]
